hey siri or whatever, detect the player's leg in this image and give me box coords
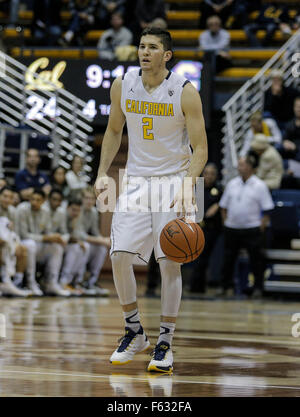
[148,258,182,373]
[22,239,43,296]
[86,243,109,295]
[42,243,70,296]
[109,251,150,365]
[109,177,153,365]
[60,243,82,289]
[14,244,27,287]
[73,242,90,288]
[148,172,185,372]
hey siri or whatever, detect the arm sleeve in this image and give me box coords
[17,209,43,242]
[219,184,231,209]
[259,183,275,211]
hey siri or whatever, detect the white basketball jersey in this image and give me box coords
[121,69,192,176]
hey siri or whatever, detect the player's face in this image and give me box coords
[26,149,40,168]
[68,204,81,219]
[54,167,66,185]
[138,35,169,72]
[83,192,95,209]
[203,166,217,187]
[30,193,44,211]
[49,193,63,210]
[72,156,83,174]
[238,158,251,177]
[251,119,262,132]
[0,190,13,209]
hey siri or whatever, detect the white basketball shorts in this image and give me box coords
[110,171,187,265]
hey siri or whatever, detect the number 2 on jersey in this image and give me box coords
[142,117,154,140]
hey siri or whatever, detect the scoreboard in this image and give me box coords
[20,58,212,128]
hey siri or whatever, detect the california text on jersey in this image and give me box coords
[126,100,174,117]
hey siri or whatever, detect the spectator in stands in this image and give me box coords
[244,2,291,47]
[264,70,299,129]
[66,155,88,200]
[230,0,261,29]
[59,0,97,46]
[80,187,110,296]
[199,0,235,29]
[60,199,90,295]
[199,15,232,73]
[50,166,70,200]
[281,97,300,160]
[280,97,300,189]
[218,155,274,298]
[249,134,283,190]
[32,0,62,46]
[189,163,223,293]
[15,148,51,201]
[97,12,133,60]
[240,110,282,156]
[0,186,29,296]
[0,216,30,297]
[134,0,166,43]
[12,190,21,207]
[45,189,70,245]
[98,0,126,28]
[17,189,70,296]
[0,0,21,27]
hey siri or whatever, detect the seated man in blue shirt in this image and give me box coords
[15,148,51,201]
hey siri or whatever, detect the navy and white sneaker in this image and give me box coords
[147,341,173,373]
[110,326,150,365]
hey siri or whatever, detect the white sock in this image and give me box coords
[157,322,175,346]
[123,308,141,333]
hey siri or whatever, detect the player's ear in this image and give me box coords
[164,50,172,63]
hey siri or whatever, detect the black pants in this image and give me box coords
[189,228,222,292]
[222,227,264,291]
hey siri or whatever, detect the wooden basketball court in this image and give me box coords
[0,280,300,397]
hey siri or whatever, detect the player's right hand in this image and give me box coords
[94,174,109,198]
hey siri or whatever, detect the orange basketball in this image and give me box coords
[160,218,205,263]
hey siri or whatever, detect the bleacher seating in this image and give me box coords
[0,0,298,82]
[270,190,300,239]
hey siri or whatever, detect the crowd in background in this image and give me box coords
[0,1,299,52]
[0,148,110,298]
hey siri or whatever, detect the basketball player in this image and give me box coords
[95,27,207,372]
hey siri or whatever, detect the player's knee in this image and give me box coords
[158,258,181,277]
[24,239,36,254]
[111,251,134,269]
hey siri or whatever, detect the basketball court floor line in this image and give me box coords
[7,324,299,347]
[1,369,300,391]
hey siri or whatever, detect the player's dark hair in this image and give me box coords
[140,27,173,52]
[246,151,259,169]
[32,188,46,199]
[0,186,13,195]
[49,188,63,199]
[68,199,82,207]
